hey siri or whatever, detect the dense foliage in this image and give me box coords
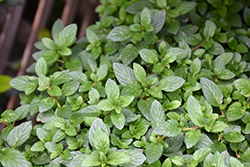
[1,0,250,166]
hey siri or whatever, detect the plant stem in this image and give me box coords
[58,66,64,71]
[106,110,113,116]
[191,43,203,51]
[60,55,68,62]
[158,135,166,141]
[0,120,10,126]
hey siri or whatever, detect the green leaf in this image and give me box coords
[226,102,246,122]
[61,80,80,96]
[86,29,99,45]
[9,76,30,91]
[203,20,216,38]
[184,129,201,149]
[51,19,64,39]
[36,128,51,143]
[200,77,223,107]
[65,57,82,72]
[107,151,130,165]
[146,142,163,164]
[47,85,61,97]
[25,81,37,95]
[210,121,228,133]
[107,26,131,42]
[65,124,77,136]
[81,151,101,166]
[158,76,185,92]
[208,42,225,55]
[165,19,180,35]
[126,0,154,14]
[139,49,158,64]
[39,97,56,112]
[98,99,115,111]
[35,57,48,76]
[45,141,58,153]
[119,95,134,107]
[41,37,57,50]
[0,75,12,93]
[165,47,187,61]
[123,150,146,167]
[212,151,225,167]
[51,116,67,128]
[79,51,96,72]
[176,1,197,15]
[0,148,31,167]
[111,112,125,130]
[224,131,245,143]
[148,86,163,99]
[190,58,201,75]
[150,100,165,129]
[244,7,250,26]
[234,78,250,97]
[30,141,45,152]
[186,96,204,126]
[154,119,181,137]
[92,128,109,154]
[141,8,151,26]
[15,104,30,121]
[133,63,146,84]
[7,121,32,147]
[138,98,154,120]
[162,158,172,167]
[96,64,108,81]
[121,44,139,65]
[151,10,166,34]
[217,69,235,80]
[113,63,136,86]
[58,24,77,47]
[230,157,244,167]
[1,110,18,124]
[88,88,100,105]
[105,79,120,101]
[52,129,66,143]
[193,148,212,162]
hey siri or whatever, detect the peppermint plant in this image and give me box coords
[1,0,250,166]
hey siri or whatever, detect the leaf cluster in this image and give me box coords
[1,0,250,166]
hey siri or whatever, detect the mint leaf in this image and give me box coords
[92,128,109,154]
[107,151,130,165]
[184,129,201,149]
[203,20,216,38]
[105,79,120,101]
[7,121,32,147]
[224,131,245,143]
[186,95,204,127]
[58,24,77,47]
[234,78,250,97]
[151,10,166,34]
[107,26,131,41]
[111,112,125,130]
[113,63,136,86]
[36,57,48,76]
[133,63,146,84]
[154,120,181,137]
[150,100,165,129]
[0,148,31,167]
[226,102,246,122]
[200,77,223,107]
[139,49,158,64]
[158,76,185,92]
[145,142,163,164]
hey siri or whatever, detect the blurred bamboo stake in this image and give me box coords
[61,0,79,25]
